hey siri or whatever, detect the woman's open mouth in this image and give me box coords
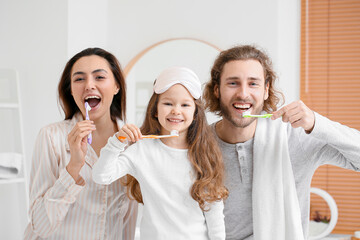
[85,95,101,109]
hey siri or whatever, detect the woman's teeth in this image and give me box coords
[85,96,100,101]
[85,96,101,108]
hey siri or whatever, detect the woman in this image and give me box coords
[24,48,137,240]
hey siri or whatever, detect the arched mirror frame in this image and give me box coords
[123,37,221,75]
[123,38,222,125]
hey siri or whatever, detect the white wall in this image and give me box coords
[0,0,68,164]
[108,0,300,103]
[67,0,109,58]
[0,1,68,238]
[0,0,300,238]
[277,0,301,104]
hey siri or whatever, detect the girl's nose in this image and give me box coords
[171,106,181,115]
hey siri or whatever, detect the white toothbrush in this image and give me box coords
[85,102,92,144]
[117,130,179,140]
[242,110,273,118]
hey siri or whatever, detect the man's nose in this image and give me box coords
[236,85,249,99]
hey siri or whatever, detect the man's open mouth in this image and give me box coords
[233,103,251,111]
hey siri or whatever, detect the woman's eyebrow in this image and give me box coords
[92,69,108,74]
[72,69,108,77]
[72,71,85,77]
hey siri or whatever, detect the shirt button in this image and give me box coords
[239,156,245,161]
[237,145,243,151]
[242,169,247,174]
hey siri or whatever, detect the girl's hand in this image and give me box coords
[66,120,96,181]
[271,100,315,133]
[116,124,142,143]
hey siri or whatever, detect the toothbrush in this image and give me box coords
[117,130,179,141]
[85,102,92,144]
[242,110,273,118]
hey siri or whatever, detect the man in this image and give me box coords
[203,45,360,240]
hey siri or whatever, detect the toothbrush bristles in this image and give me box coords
[242,110,251,117]
[170,130,179,136]
[85,102,91,111]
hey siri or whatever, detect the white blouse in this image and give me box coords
[24,113,138,240]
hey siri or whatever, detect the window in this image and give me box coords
[301,0,360,234]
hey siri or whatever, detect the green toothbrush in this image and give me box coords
[242,110,273,118]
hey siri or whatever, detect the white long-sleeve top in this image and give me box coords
[93,135,225,240]
[24,113,138,240]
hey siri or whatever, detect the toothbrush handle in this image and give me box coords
[117,135,158,140]
[88,133,92,144]
[244,114,273,118]
[117,134,177,141]
[85,111,92,144]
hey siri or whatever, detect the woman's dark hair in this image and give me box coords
[58,47,126,121]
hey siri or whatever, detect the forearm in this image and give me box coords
[204,200,226,240]
[92,134,128,185]
[66,162,85,185]
[310,112,360,168]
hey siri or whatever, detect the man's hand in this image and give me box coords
[271,100,315,133]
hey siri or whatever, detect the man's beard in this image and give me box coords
[219,95,264,129]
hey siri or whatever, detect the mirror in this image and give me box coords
[308,187,338,240]
[124,38,221,126]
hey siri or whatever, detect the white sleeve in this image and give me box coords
[309,112,360,169]
[28,128,84,238]
[204,200,226,240]
[92,134,135,185]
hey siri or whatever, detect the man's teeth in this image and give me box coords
[233,104,250,109]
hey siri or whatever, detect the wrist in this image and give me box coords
[66,162,83,182]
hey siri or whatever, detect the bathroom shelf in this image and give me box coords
[0,68,29,239]
[0,103,19,108]
[0,178,26,184]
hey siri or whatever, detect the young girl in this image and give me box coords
[93,67,228,240]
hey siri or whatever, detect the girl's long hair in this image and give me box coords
[122,93,228,210]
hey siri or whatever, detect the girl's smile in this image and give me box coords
[157,84,196,136]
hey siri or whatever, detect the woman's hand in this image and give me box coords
[117,124,142,143]
[66,120,96,182]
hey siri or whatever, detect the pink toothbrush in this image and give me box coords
[85,102,92,144]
